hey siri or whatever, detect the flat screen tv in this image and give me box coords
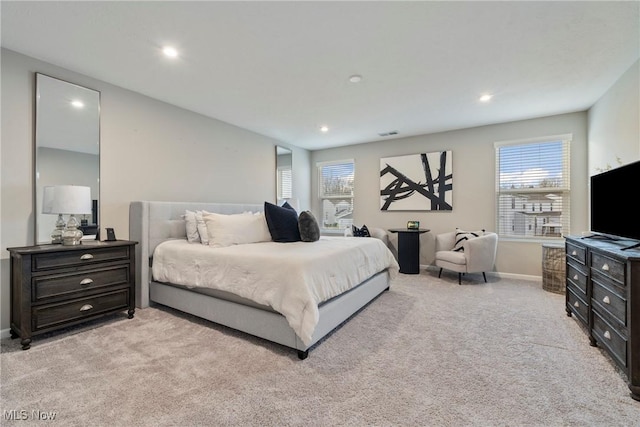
[590,160,640,249]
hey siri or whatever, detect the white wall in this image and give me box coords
[311,112,589,278]
[588,60,640,174]
[0,48,310,332]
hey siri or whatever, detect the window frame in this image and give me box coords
[317,159,355,233]
[494,134,571,242]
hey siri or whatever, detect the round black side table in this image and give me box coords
[388,228,429,274]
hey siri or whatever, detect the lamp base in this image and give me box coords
[62,215,84,246]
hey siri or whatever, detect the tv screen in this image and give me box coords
[590,160,640,242]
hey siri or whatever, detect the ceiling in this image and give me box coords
[2,1,638,151]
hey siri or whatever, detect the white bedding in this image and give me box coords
[151,236,399,345]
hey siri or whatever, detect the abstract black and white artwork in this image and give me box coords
[380,151,453,211]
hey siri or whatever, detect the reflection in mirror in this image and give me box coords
[35,74,100,244]
[276,146,293,204]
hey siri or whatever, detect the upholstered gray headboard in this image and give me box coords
[129,201,263,308]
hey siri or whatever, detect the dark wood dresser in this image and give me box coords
[565,236,640,401]
[8,240,137,350]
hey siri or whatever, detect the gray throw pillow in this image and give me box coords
[298,211,320,242]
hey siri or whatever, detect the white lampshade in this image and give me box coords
[50,185,92,215]
[42,186,55,214]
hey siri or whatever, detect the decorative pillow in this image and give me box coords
[298,211,320,242]
[182,210,200,243]
[452,228,485,252]
[195,210,209,245]
[352,224,371,237]
[203,212,271,247]
[264,201,301,242]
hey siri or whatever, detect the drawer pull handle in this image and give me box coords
[80,278,94,285]
[573,274,579,281]
[604,330,611,340]
[80,254,94,260]
[79,304,93,312]
[603,295,611,305]
[574,301,580,308]
[601,263,610,271]
[572,250,577,256]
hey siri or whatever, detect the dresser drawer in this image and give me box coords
[32,289,129,331]
[566,262,588,296]
[592,309,627,369]
[32,246,130,271]
[590,252,625,286]
[566,242,587,265]
[33,265,130,302]
[591,277,626,327]
[566,286,589,325]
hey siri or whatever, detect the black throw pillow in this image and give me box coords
[264,201,301,242]
[352,224,371,237]
[298,211,320,242]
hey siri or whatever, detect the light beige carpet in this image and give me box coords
[2,271,640,426]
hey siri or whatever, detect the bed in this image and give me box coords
[129,201,399,359]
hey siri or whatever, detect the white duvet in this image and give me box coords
[151,236,399,345]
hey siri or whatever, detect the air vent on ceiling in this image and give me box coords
[378,131,399,137]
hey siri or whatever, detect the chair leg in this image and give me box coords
[483,272,487,283]
[458,273,461,285]
[438,268,443,278]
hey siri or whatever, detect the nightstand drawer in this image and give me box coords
[32,289,129,331]
[592,309,627,369]
[566,263,588,295]
[566,242,587,265]
[33,265,130,302]
[592,278,626,327]
[32,246,130,271]
[590,252,625,285]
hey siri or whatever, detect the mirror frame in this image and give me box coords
[34,73,101,244]
[276,145,293,202]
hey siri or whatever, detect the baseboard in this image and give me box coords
[1,328,12,339]
[422,265,541,283]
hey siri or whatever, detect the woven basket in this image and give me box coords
[542,244,566,294]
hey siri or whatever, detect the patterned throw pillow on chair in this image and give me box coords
[452,228,485,252]
[352,224,371,237]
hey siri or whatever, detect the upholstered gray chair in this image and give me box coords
[434,230,498,284]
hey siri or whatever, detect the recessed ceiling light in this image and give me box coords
[320,125,329,133]
[71,100,84,108]
[479,94,493,102]
[162,46,178,58]
[349,75,363,83]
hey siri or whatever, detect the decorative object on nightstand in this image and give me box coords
[389,228,429,274]
[407,220,420,230]
[49,185,93,246]
[7,240,137,350]
[42,186,65,244]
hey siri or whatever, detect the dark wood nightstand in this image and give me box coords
[388,229,429,274]
[7,240,137,350]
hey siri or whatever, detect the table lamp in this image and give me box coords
[49,185,92,246]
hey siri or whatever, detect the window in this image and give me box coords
[277,167,292,199]
[495,134,571,240]
[318,160,354,231]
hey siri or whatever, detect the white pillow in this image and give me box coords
[195,210,209,245]
[452,228,485,252]
[203,211,271,247]
[182,210,201,243]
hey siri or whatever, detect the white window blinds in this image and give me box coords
[495,135,571,240]
[277,168,292,199]
[317,160,354,230]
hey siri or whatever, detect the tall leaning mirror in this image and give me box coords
[35,73,100,244]
[276,146,293,203]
